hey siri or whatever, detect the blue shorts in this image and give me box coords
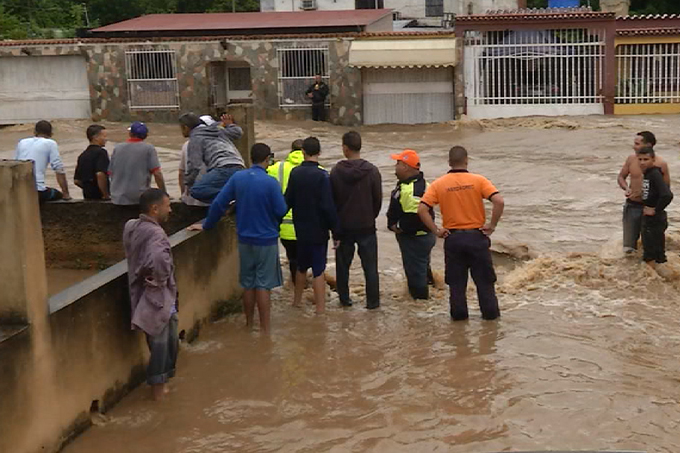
[238,243,283,290]
[297,242,328,278]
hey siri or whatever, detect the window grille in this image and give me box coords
[277,47,330,108]
[209,62,228,107]
[125,49,180,110]
[616,43,680,105]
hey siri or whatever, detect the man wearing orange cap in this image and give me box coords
[387,149,436,300]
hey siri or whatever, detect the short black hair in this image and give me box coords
[302,137,321,156]
[35,120,52,138]
[638,146,655,158]
[251,143,272,165]
[449,146,468,166]
[342,131,361,153]
[86,124,106,142]
[637,131,656,147]
[291,139,304,151]
[179,113,203,131]
[139,188,168,214]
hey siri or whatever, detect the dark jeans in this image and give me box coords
[312,103,326,122]
[336,233,380,309]
[642,211,668,263]
[38,187,63,203]
[146,313,179,385]
[281,239,297,283]
[190,166,243,203]
[444,231,500,321]
[397,232,436,300]
[623,200,643,250]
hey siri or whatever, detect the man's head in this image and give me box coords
[449,146,468,169]
[251,143,273,167]
[302,136,321,158]
[140,188,171,223]
[86,124,107,146]
[637,146,656,172]
[634,131,656,153]
[128,121,148,140]
[179,113,202,138]
[35,120,53,138]
[291,139,304,151]
[391,149,420,180]
[314,74,322,83]
[342,131,361,158]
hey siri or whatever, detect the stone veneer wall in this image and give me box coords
[0,39,363,126]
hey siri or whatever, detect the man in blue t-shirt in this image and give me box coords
[189,143,287,334]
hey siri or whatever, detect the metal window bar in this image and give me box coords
[616,43,680,104]
[464,28,605,106]
[277,47,330,108]
[125,49,180,110]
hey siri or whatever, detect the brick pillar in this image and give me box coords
[603,23,618,115]
[0,161,48,326]
[226,104,256,168]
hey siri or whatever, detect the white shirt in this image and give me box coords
[15,137,64,191]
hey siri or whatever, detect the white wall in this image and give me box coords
[447,0,518,15]
[262,0,354,12]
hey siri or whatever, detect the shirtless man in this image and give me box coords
[617,131,670,254]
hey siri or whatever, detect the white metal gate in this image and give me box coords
[464,28,606,119]
[616,43,680,105]
[0,56,91,125]
[276,44,330,108]
[125,48,180,110]
[363,67,454,125]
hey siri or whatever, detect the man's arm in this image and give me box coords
[152,170,166,193]
[386,186,402,233]
[96,172,110,199]
[178,169,185,192]
[320,174,339,233]
[284,172,295,211]
[372,168,383,219]
[652,171,673,213]
[272,181,288,221]
[418,202,447,238]
[482,193,505,236]
[618,158,631,193]
[201,177,236,230]
[660,160,671,187]
[50,142,71,199]
[185,138,202,187]
[56,173,71,200]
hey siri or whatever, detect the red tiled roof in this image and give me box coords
[617,27,680,36]
[456,10,615,22]
[0,30,455,48]
[91,10,392,33]
[617,14,680,21]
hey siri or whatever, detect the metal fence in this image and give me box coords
[616,43,680,104]
[125,49,180,110]
[465,28,606,109]
[276,46,330,108]
[209,62,228,107]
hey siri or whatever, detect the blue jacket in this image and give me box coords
[203,165,288,246]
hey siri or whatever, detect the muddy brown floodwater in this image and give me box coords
[4,115,680,452]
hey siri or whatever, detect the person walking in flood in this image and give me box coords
[268,139,305,285]
[637,147,673,266]
[285,136,338,314]
[386,149,436,300]
[617,131,670,254]
[418,146,504,321]
[123,189,178,401]
[189,143,287,334]
[305,74,329,122]
[330,131,382,309]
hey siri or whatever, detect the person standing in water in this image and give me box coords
[617,131,670,254]
[305,74,329,122]
[418,146,504,321]
[637,147,673,265]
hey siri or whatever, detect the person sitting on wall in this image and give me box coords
[15,120,72,202]
[74,124,111,200]
[305,74,329,122]
[123,188,179,401]
[109,121,166,206]
[177,114,211,207]
[182,112,245,204]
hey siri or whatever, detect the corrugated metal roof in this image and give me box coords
[91,10,392,33]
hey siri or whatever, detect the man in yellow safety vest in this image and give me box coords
[268,139,304,284]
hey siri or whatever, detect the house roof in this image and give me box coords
[455,10,615,23]
[617,27,680,37]
[91,10,393,35]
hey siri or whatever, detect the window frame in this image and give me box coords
[125,48,180,110]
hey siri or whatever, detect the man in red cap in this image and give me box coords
[386,149,436,300]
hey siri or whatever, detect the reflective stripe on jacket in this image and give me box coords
[267,150,304,240]
[386,172,434,236]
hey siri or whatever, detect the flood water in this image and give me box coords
[4,115,680,452]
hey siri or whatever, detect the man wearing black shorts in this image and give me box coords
[285,137,338,314]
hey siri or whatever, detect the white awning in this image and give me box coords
[349,39,458,69]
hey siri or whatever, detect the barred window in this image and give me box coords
[125,49,180,109]
[277,47,330,107]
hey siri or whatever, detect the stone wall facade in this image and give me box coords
[0,38,363,126]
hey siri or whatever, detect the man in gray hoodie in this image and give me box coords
[180,112,245,203]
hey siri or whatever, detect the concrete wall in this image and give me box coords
[0,39,363,126]
[0,161,242,453]
[262,0,355,11]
